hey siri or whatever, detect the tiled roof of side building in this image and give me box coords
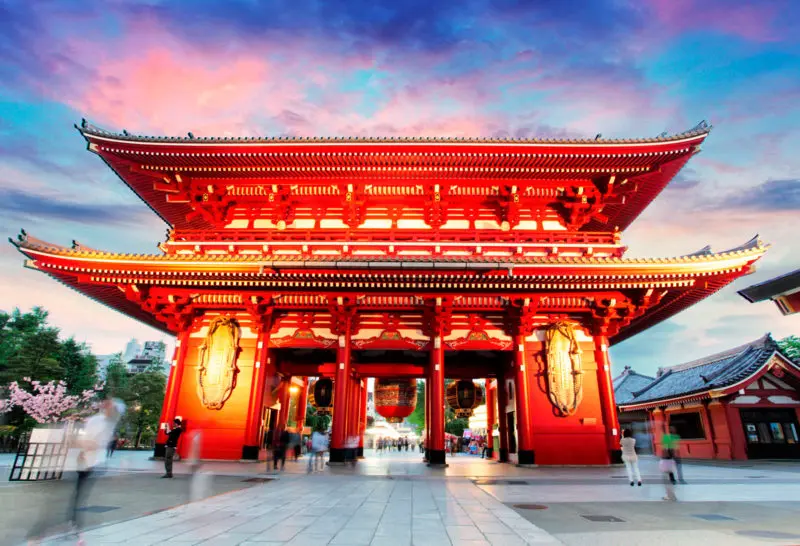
[619,334,790,407]
[613,367,656,404]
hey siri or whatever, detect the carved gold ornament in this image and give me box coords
[197,316,241,410]
[545,322,584,416]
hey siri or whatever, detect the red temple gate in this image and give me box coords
[12,121,767,465]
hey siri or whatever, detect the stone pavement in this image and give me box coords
[7,451,800,545]
[39,472,560,545]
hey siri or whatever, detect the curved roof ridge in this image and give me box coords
[661,333,773,373]
[76,119,712,146]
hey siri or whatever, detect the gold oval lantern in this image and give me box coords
[446,380,484,419]
[197,316,241,410]
[545,321,584,416]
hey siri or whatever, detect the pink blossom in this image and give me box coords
[0,380,104,423]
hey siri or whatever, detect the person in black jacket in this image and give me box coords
[274,429,290,471]
[162,418,183,478]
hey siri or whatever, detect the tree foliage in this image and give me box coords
[103,353,129,398]
[0,307,63,385]
[407,380,425,431]
[305,404,331,432]
[779,335,800,363]
[120,371,166,447]
[60,337,98,395]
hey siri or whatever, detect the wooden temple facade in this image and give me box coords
[617,334,800,460]
[12,121,768,465]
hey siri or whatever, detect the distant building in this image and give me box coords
[123,339,141,362]
[95,354,115,380]
[616,334,800,460]
[126,340,167,374]
[738,268,800,316]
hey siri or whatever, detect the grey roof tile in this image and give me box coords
[617,334,786,407]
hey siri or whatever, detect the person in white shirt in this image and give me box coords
[620,428,642,487]
[70,399,125,529]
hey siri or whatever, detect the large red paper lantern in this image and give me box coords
[446,380,484,418]
[374,378,417,423]
[308,378,334,416]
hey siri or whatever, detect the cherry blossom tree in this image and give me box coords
[0,377,103,423]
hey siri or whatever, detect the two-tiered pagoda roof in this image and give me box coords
[11,121,768,344]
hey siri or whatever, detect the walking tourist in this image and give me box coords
[162,418,183,478]
[188,430,211,502]
[659,449,678,501]
[273,429,290,471]
[308,427,328,472]
[70,400,124,534]
[661,426,685,483]
[106,432,119,458]
[620,429,642,486]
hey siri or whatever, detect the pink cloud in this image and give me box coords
[646,0,783,42]
[33,19,677,140]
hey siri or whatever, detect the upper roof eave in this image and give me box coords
[76,120,712,149]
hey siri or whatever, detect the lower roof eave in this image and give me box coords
[618,391,713,412]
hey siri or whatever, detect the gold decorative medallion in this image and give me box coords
[197,316,241,410]
[545,322,584,416]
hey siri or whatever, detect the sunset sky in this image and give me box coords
[0,0,798,375]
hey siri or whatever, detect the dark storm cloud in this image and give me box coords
[718,179,800,211]
[0,188,150,226]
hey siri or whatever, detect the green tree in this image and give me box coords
[305,405,331,432]
[445,406,469,437]
[104,353,129,398]
[0,307,63,384]
[121,371,166,447]
[407,380,425,431]
[779,335,800,363]
[59,337,98,394]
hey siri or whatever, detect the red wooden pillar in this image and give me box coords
[275,376,292,442]
[496,373,510,462]
[358,379,367,458]
[428,335,446,465]
[725,401,748,460]
[512,335,535,465]
[330,327,352,463]
[486,379,496,459]
[423,377,430,461]
[594,335,622,463]
[155,327,191,458]
[242,325,272,459]
[347,375,359,460]
[295,377,309,435]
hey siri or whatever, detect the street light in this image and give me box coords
[289,385,300,394]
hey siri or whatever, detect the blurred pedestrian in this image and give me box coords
[662,426,685,483]
[162,418,183,478]
[308,427,328,472]
[659,449,678,501]
[106,433,119,458]
[621,429,642,487]
[62,399,124,543]
[293,431,301,461]
[188,430,212,503]
[274,429,289,471]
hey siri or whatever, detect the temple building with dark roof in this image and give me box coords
[738,268,800,316]
[615,334,800,460]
